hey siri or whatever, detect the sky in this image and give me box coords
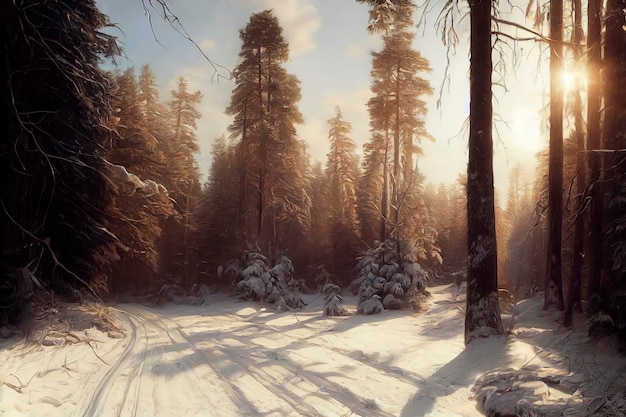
[97,0,550,200]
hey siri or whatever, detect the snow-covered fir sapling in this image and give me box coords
[226,251,304,311]
[352,240,430,314]
[322,283,347,316]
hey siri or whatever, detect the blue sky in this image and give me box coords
[98,0,548,198]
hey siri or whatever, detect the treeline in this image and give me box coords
[1,1,450,327]
[195,8,443,288]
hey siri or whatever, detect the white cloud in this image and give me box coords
[345,43,364,57]
[346,34,383,57]
[257,0,321,56]
[199,38,216,54]
[323,88,370,116]
[297,119,328,162]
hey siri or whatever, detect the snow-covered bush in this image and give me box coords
[226,251,304,311]
[322,283,347,316]
[352,240,430,314]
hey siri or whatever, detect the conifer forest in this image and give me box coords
[1,1,626,416]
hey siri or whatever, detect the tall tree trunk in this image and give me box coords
[238,98,249,247]
[465,0,504,345]
[565,0,585,326]
[380,129,390,241]
[545,0,565,310]
[392,66,401,240]
[587,0,603,300]
[602,0,626,295]
[256,47,266,249]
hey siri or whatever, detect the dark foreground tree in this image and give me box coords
[465,0,504,344]
[545,0,565,311]
[586,0,603,303]
[564,0,585,327]
[598,0,626,347]
[1,0,119,324]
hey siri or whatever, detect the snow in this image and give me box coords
[1,284,625,417]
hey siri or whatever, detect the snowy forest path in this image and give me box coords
[89,300,405,417]
[8,285,598,417]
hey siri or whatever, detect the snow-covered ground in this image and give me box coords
[1,284,625,417]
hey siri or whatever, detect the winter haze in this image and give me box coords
[98,0,545,196]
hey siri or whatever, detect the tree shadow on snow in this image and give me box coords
[399,337,511,417]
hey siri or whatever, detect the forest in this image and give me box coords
[1,0,626,415]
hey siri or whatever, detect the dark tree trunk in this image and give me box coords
[601,0,626,346]
[565,0,585,326]
[238,98,249,247]
[465,0,504,345]
[392,66,401,240]
[587,0,603,300]
[380,129,390,241]
[545,0,565,310]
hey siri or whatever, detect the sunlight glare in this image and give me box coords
[562,71,575,93]
[512,108,543,153]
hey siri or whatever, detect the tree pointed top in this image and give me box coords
[357,0,416,34]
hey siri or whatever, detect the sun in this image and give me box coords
[562,71,575,93]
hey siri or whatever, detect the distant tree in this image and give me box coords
[325,107,361,284]
[1,0,119,322]
[465,0,504,344]
[358,132,387,242]
[360,0,432,245]
[107,69,164,181]
[166,77,202,208]
[104,68,175,292]
[430,179,467,272]
[308,162,333,276]
[138,64,171,184]
[194,135,240,283]
[160,77,202,288]
[545,0,565,311]
[356,0,416,34]
[368,25,432,240]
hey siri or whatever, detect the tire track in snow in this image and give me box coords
[82,312,146,417]
[122,306,257,416]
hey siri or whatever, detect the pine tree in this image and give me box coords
[160,77,202,288]
[107,69,164,181]
[138,64,170,185]
[226,10,310,255]
[1,0,120,322]
[194,135,240,283]
[325,107,360,284]
[358,132,387,243]
[104,68,175,292]
[465,0,504,344]
[361,0,432,245]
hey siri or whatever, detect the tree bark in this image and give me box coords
[565,0,585,326]
[379,129,390,241]
[392,65,401,240]
[465,0,504,345]
[545,0,565,310]
[587,0,603,299]
[602,0,626,288]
